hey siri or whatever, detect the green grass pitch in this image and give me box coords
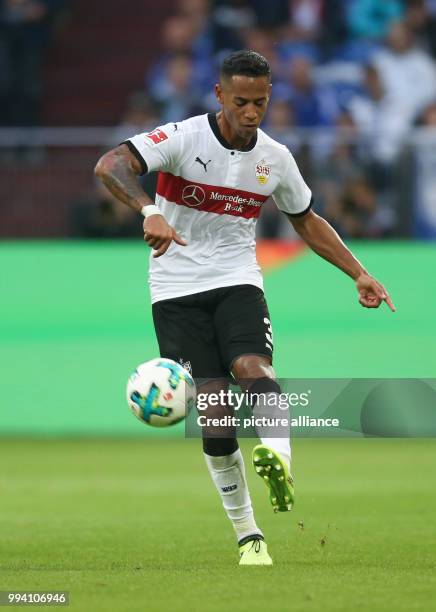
[0,241,435,610]
[1,438,435,611]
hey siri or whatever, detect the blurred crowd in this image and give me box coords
[0,0,68,125]
[3,0,436,238]
[109,0,436,239]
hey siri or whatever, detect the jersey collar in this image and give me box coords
[207,113,258,152]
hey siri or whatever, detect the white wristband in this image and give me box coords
[141,204,162,219]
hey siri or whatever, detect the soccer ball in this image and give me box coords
[126,358,196,427]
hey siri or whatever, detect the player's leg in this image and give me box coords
[234,356,291,469]
[152,292,266,563]
[200,378,263,540]
[214,285,294,513]
[233,356,294,513]
[200,378,270,564]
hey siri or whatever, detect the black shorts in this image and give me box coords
[152,284,273,378]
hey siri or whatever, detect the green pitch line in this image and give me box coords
[0,438,435,612]
[0,241,435,435]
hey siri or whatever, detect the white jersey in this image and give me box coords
[125,113,312,303]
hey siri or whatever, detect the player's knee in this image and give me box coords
[196,378,229,419]
[196,378,235,438]
[231,354,275,389]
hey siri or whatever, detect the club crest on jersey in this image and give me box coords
[145,128,168,145]
[255,159,271,185]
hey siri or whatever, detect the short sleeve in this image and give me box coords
[122,123,181,176]
[272,152,312,216]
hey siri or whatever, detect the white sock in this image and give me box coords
[259,436,291,468]
[253,392,291,469]
[204,448,263,542]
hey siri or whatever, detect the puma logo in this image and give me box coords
[195,156,211,172]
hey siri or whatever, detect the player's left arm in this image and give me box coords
[288,210,396,312]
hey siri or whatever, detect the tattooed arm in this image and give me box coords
[94,144,153,212]
[94,145,186,257]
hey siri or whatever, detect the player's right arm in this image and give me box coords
[94,145,186,257]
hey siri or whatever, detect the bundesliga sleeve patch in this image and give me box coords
[145,128,169,145]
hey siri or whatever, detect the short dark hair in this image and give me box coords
[221,50,271,81]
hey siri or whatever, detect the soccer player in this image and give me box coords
[95,50,395,566]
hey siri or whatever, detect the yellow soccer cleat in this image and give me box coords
[238,536,273,566]
[252,444,295,512]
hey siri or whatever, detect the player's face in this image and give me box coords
[216,75,272,140]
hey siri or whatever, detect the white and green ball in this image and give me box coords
[126,358,196,427]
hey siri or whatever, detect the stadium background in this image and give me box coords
[1,2,435,611]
